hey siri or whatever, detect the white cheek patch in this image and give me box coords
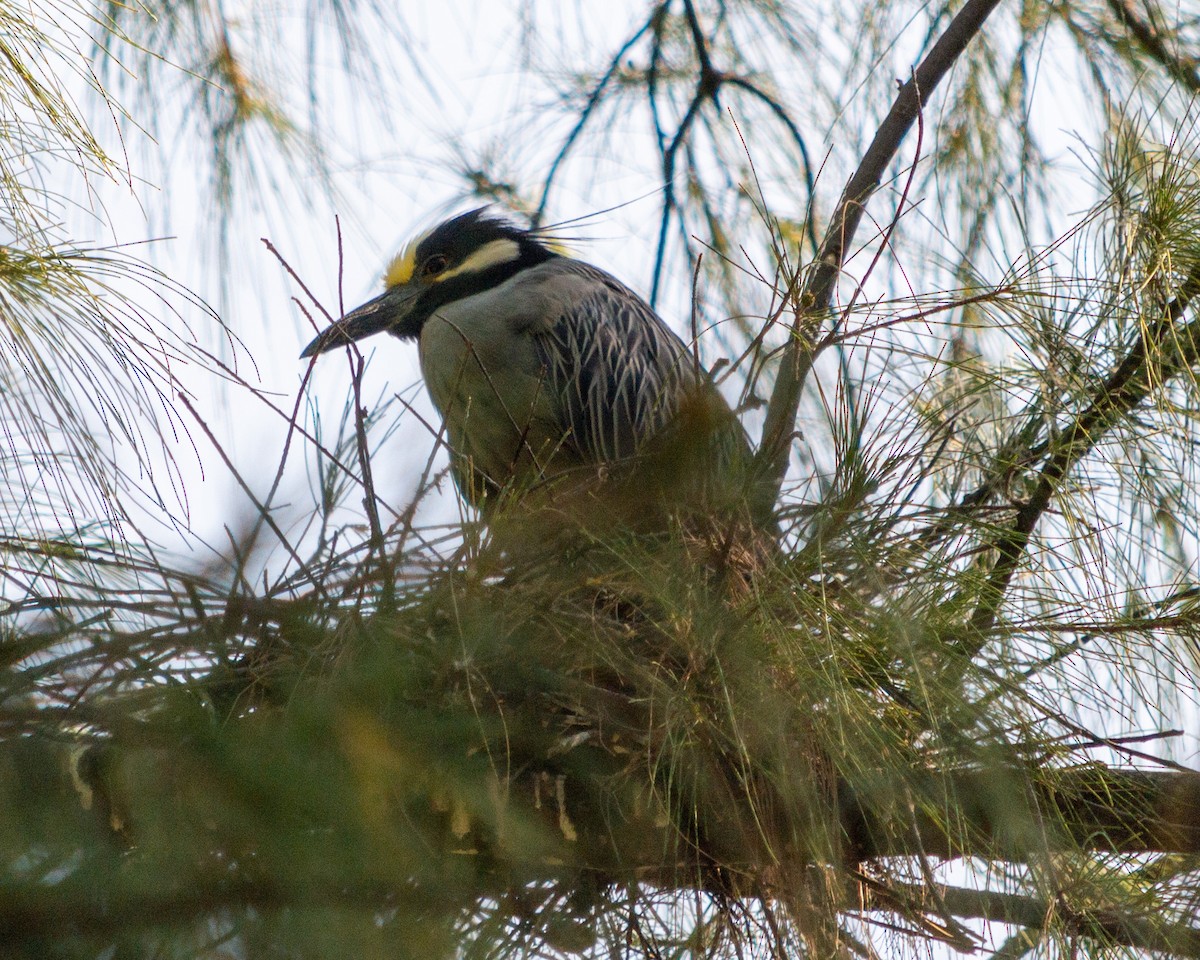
[437,238,521,281]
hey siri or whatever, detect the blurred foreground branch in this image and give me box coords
[0,691,1197,947]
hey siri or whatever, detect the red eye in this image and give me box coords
[422,254,449,277]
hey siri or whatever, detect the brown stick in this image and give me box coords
[754,0,1005,521]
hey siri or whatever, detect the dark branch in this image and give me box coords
[1105,0,1200,94]
[753,0,1005,522]
[532,9,661,226]
[650,1,727,306]
[890,880,1200,958]
[966,262,1200,642]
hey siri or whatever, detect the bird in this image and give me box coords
[301,209,750,523]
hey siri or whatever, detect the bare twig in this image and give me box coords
[177,394,319,591]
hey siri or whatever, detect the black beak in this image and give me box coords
[300,284,421,358]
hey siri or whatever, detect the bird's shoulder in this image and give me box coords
[493,259,674,341]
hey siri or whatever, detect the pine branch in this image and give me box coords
[965,262,1200,643]
[4,735,1198,946]
[890,880,1200,958]
[1106,0,1200,94]
[753,0,1004,521]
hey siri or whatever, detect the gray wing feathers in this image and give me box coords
[527,261,700,465]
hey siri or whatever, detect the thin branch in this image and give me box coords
[177,394,319,592]
[532,9,660,225]
[650,0,730,306]
[651,88,710,306]
[723,75,819,252]
[753,0,1005,522]
[681,0,716,78]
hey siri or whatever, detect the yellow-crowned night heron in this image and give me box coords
[301,209,748,515]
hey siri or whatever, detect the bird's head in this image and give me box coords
[300,208,559,358]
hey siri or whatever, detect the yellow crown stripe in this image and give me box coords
[384,243,419,288]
